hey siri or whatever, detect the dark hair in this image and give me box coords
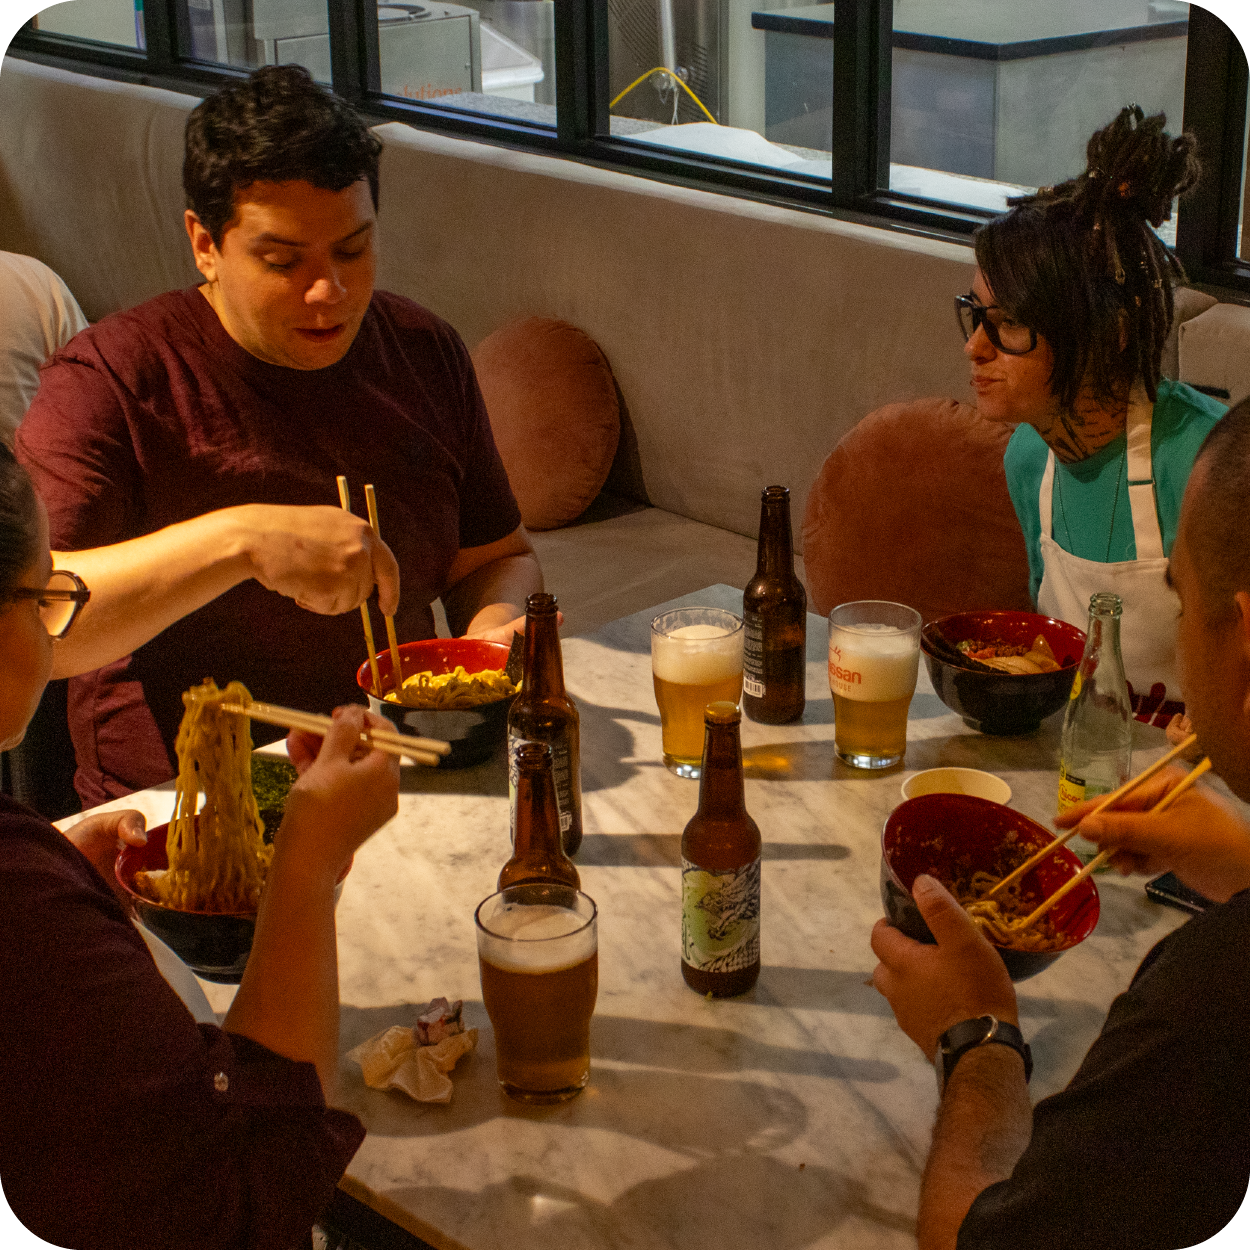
[1188,401,1250,622]
[184,65,382,247]
[974,107,1201,411]
[0,443,41,601]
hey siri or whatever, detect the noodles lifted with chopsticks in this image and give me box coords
[383,666,517,710]
[136,679,272,912]
[954,870,1066,952]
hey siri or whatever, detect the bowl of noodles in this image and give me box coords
[357,638,517,769]
[922,610,1086,735]
[880,793,1100,981]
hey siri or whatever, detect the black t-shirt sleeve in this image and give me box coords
[958,895,1250,1250]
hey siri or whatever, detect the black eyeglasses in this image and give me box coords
[955,294,1038,356]
[4,570,91,639]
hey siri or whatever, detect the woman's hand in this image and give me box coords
[62,809,147,905]
[277,705,399,888]
[1055,767,1250,903]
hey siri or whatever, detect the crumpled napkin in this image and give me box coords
[347,998,478,1104]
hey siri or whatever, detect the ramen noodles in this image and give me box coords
[135,679,272,913]
[384,666,517,710]
[952,869,1065,952]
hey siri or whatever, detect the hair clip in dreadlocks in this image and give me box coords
[1135,294,1142,306]
[1118,180,1132,198]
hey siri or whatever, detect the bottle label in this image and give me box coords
[743,613,765,695]
[1056,765,1112,815]
[681,856,761,973]
[509,732,574,837]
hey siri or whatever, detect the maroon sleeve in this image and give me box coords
[15,349,142,549]
[0,803,364,1249]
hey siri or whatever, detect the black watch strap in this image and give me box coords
[936,1015,1032,1095]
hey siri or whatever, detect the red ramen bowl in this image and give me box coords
[357,638,515,769]
[881,793,1099,981]
[922,610,1085,735]
[116,819,350,984]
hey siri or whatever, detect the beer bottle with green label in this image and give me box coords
[681,702,761,997]
[1057,592,1133,861]
[742,485,807,724]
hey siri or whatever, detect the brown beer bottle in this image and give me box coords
[498,742,581,890]
[507,592,583,856]
[680,702,761,997]
[742,485,807,724]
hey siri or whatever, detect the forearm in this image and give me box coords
[50,507,265,677]
[224,849,341,1099]
[443,551,543,637]
[918,1047,1033,1250]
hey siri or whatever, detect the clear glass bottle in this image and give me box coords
[1057,592,1134,861]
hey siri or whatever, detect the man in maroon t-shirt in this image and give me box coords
[17,66,541,805]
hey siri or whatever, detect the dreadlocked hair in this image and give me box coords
[974,106,1201,412]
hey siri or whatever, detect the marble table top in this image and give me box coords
[64,585,1197,1250]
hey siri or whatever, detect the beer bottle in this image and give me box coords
[742,485,807,724]
[498,742,581,890]
[507,592,583,856]
[681,701,761,997]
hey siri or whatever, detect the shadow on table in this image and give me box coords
[575,832,850,868]
[379,1153,916,1250]
[397,748,509,797]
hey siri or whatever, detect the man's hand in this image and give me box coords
[871,874,1019,1060]
[462,609,564,645]
[1165,712,1204,760]
[1055,768,1250,903]
[63,809,147,903]
[241,504,400,617]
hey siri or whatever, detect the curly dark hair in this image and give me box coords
[974,106,1201,412]
[0,442,41,602]
[184,65,382,246]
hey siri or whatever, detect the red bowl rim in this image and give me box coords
[881,793,1100,951]
[355,637,513,696]
[922,610,1086,676]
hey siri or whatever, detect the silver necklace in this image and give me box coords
[1054,445,1126,562]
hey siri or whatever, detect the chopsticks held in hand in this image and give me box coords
[364,484,405,694]
[984,733,1200,902]
[1012,749,1213,934]
[221,701,451,767]
[337,476,383,697]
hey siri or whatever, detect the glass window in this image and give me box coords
[891,0,1191,235]
[374,2,555,128]
[176,0,333,84]
[35,0,144,49]
[608,0,834,181]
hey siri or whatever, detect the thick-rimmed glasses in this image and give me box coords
[4,570,91,639]
[955,294,1038,356]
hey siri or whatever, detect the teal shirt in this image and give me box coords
[1004,380,1227,605]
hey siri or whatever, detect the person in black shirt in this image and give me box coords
[871,398,1250,1250]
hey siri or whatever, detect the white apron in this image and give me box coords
[1036,381,1182,704]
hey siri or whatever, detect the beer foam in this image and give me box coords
[478,903,597,973]
[829,626,919,702]
[652,625,743,685]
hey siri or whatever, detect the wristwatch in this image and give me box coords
[935,1015,1032,1096]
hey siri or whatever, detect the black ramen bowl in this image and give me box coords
[880,793,1100,982]
[116,819,349,984]
[357,638,515,769]
[922,610,1086,735]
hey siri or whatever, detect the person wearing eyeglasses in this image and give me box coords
[957,107,1223,730]
[0,442,401,1247]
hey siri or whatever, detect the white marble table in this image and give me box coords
[63,585,1195,1250]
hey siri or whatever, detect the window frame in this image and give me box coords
[8,0,1250,295]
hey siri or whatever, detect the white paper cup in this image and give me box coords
[900,767,1012,806]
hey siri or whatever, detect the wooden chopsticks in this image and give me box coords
[364,484,405,694]
[220,700,451,767]
[337,476,383,697]
[1011,750,1213,934]
[984,733,1201,901]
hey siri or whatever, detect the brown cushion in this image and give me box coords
[472,317,621,531]
[802,397,1033,623]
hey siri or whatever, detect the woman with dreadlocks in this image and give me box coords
[957,106,1221,725]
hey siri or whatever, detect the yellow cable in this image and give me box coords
[609,66,717,126]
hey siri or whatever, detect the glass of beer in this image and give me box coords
[651,607,744,778]
[475,883,598,1104]
[828,600,922,769]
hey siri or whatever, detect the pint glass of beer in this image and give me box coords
[475,883,598,1104]
[651,608,744,778]
[828,600,922,769]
